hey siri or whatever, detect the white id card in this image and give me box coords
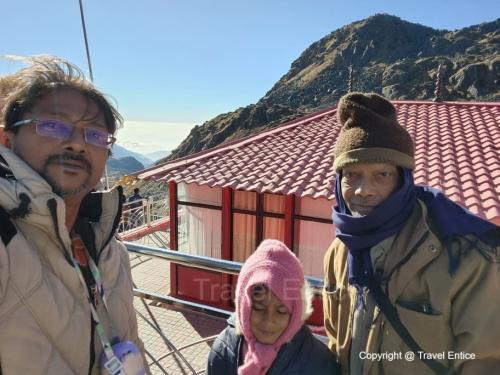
[104,355,124,375]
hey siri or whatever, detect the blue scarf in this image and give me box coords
[333,169,499,287]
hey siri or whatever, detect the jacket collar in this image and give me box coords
[0,145,122,253]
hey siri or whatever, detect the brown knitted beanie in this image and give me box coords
[333,92,415,171]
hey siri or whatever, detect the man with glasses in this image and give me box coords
[0,57,149,374]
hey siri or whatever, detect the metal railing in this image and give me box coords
[126,242,326,374]
[119,192,169,233]
[125,242,324,294]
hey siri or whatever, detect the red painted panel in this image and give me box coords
[307,294,324,326]
[230,274,239,308]
[177,266,234,305]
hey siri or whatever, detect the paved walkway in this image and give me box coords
[130,253,227,375]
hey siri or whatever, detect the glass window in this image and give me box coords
[232,213,256,262]
[263,193,285,214]
[178,182,222,206]
[178,205,222,258]
[234,190,256,211]
[263,217,285,242]
[295,196,333,220]
[293,220,335,278]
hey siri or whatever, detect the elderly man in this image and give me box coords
[323,92,500,374]
[0,57,148,374]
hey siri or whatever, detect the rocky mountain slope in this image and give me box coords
[162,14,499,163]
[107,156,144,176]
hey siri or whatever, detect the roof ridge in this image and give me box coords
[136,100,500,179]
[392,100,500,106]
[136,105,338,179]
[131,101,499,221]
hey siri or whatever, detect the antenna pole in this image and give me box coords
[78,0,110,189]
[433,63,443,102]
[78,0,95,83]
[348,65,354,93]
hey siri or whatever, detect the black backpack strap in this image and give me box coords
[0,155,14,181]
[0,205,17,246]
[0,155,18,246]
[367,275,456,375]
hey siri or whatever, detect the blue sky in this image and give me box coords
[1,0,498,152]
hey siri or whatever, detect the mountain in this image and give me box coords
[161,14,499,163]
[107,156,144,175]
[112,144,152,166]
[144,150,170,163]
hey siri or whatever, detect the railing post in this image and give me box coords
[145,199,151,226]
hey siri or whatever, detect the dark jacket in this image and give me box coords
[206,315,340,375]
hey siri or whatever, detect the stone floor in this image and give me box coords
[130,253,227,375]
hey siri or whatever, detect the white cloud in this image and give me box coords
[116,120,196,154]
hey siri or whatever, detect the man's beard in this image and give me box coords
[41,153,93,198]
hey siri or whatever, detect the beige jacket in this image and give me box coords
[0,146,147,374]
[323,200,500,374]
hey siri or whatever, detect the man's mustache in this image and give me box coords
[45,153,92,173]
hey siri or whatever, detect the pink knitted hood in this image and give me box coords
[235,239,308,375]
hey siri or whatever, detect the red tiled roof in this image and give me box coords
[136,101,500,221]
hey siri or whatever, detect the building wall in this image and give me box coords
[176,184,335,277]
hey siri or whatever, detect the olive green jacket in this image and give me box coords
[323,200,500,374]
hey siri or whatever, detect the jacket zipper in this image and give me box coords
[47,198,97,374]
[46,198,73,265]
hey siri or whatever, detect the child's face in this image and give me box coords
[250,286,290,345]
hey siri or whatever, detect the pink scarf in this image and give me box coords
[235,240,306,375]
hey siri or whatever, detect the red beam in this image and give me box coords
[256,193,263,245]
[221,187,233,307]
[169,180,178,297]
[221,187,233,260]
[120,218,170,241]
[284,194,295,250]
[169,180,178,250]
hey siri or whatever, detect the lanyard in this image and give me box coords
[71,235,124,374]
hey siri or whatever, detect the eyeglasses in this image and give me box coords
[10,119,116,149]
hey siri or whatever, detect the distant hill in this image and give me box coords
[144,150,170,163]
[161,14,499,163]
[112,144,152,166]
[107,156,144,175]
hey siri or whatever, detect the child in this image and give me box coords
[206,239,339,374]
